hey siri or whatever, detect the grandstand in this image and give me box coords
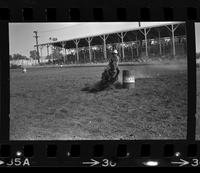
[35,22,187,65]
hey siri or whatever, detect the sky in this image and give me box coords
[9,22,181,58]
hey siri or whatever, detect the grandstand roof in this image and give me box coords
[35,22,185,49]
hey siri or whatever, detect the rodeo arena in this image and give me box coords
[10,22,188,140]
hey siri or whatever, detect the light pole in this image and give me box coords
[33,31,40,63]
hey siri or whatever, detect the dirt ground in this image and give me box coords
[10,62,187,140]
[196,68,200,140]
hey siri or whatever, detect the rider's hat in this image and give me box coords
[113,49,118,54]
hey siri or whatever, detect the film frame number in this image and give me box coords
[6,158,30,167]
[101,159,117,167]
[191,159,200,167]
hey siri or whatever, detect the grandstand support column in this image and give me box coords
[51,44,54,61]
[139,28,151,57]
[64,48,66,63]
[165,24,180,57]
[172,25,175,57]
[74,39,80,63]
[40,46,43,59]
[62,42,66,63]
[47,44,49,57]
[117,32,127,61]
[83,50,86,63]
[144,28,150,57]
[136,35,139,57]
[93,49,96,62]
[157,29,162,55]
[86,37,93,63]
[100,35,109,61]
[130,42,134,60]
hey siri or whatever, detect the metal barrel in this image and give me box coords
[122,70,135,89]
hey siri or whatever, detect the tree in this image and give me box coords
[11,53,29,66]
[30,50,38,60]
[52,47,63,60]
[12,53,28,60]
[45,55,52,60]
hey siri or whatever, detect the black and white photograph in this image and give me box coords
[9,22,187,140]
[195,23,200,140]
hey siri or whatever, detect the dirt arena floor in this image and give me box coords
[10,62,187,140]
[196,67,200,140]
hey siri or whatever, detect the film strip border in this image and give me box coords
[0,7,200,21]
[0,0,199,167]
[0,141,200,167]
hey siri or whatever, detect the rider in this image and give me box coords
[82,49,120,92]
[101,49,120,85]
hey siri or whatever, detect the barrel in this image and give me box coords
[122,70,135,89]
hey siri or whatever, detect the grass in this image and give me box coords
[10,62,187,140]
